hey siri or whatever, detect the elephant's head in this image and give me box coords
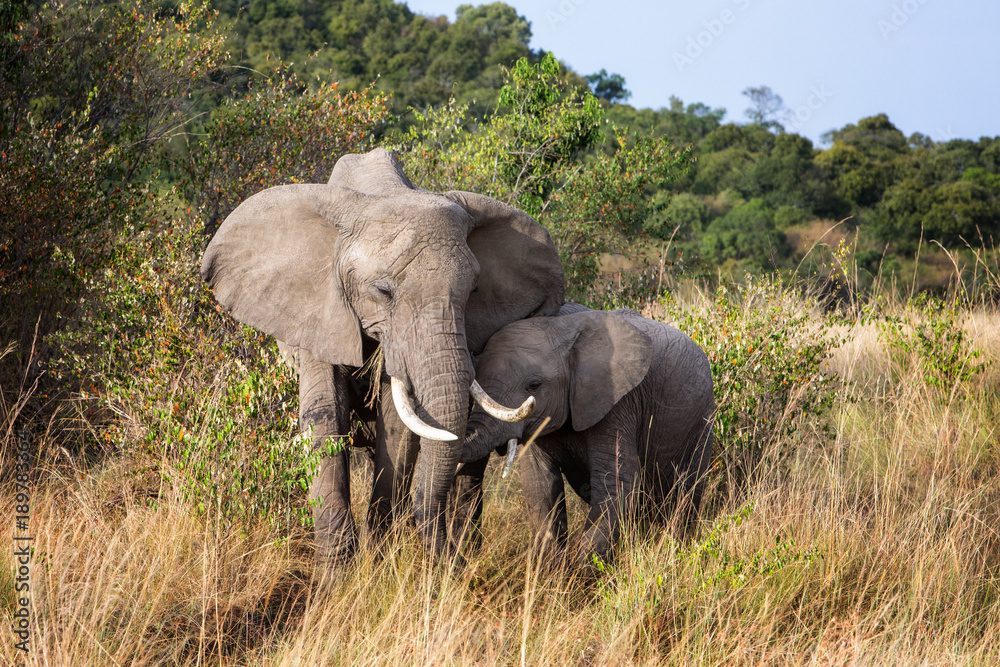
[462,309,652,462]
[200,148,563,551]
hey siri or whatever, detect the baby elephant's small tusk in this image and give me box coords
[390,377,458,441]
[502,439,518,478]
[471,380,535,422]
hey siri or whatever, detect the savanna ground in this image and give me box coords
[4,257,1000,666]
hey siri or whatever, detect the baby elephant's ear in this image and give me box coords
[568,311,653,432]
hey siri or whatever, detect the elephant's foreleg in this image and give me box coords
[579,434,641,566]
[520,445,568,563]
[296,350,357,569]
[448,456,489,553]
[367,375,419,545]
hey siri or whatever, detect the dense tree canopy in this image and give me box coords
[198,0,1000,278]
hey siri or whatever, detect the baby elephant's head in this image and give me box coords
[462,309,652,462]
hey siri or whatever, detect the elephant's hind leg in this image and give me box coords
[672,415,714,537]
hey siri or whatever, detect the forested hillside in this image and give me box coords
[205,0,1000,283]
[213,0,545,115]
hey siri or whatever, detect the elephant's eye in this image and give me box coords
[371,280,395,302]
[525,378,542,392]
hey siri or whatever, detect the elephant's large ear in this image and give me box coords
[200,183,365,367]
[566,311,652,432]
[444,192,565,354]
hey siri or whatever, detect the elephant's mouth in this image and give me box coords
[390,377,535,441]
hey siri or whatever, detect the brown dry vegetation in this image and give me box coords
[3,285,1000,666]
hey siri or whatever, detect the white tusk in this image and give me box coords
[390,377,458,442]
[501,439,518,478]
[471,380,535,422]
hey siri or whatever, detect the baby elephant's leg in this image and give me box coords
[674,417,714,536]
[519,445,568,561]
[579,437,641,567]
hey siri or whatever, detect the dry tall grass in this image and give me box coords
[3,289,1000,665]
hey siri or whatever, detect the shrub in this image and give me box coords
[393,53,604,210]
[49,59,390,524]
[549,130,692,298]
[48,207,323,528]
[172,68,390,236]
[395,54,691,303]
[0,0,226,359]
[663,277,839,471]
[877,293,990,392]
[700,198,791,272]
[593,502,820,637]
[644,191,709,240]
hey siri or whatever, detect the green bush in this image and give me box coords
[700,198,791,272]
[593,503,820,631]
[173,69,390,235]
[877,293,990,392]
[644,192,709,240]
[47,54,390,524]
[549,130,691,298]
[0,0,226,360]
[393,53,603,210]
[48,207,323,528]
[774,204,809,228]
[395,54,691,302]
[664,277,839,468]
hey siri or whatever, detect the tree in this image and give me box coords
[742,85,786,132]
[644,192,709,241]
[691,123,774,195]
[395,53,690,300]
[872,177,1000,252]
[821,114,908,161]
[0,0,226,356]
[701,198,790,270]
[746,132,833,213]
[585,69,632,104]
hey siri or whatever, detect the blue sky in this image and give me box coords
[404,0,1000,145]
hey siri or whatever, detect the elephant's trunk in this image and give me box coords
[462,408,523,464]
[405,311,473,556]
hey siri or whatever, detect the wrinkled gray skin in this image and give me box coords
[462,305,715,564]
[201,149,563,566]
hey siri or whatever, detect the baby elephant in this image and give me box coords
[462,305,715,565]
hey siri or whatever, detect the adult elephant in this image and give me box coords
[201,148,563,566]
